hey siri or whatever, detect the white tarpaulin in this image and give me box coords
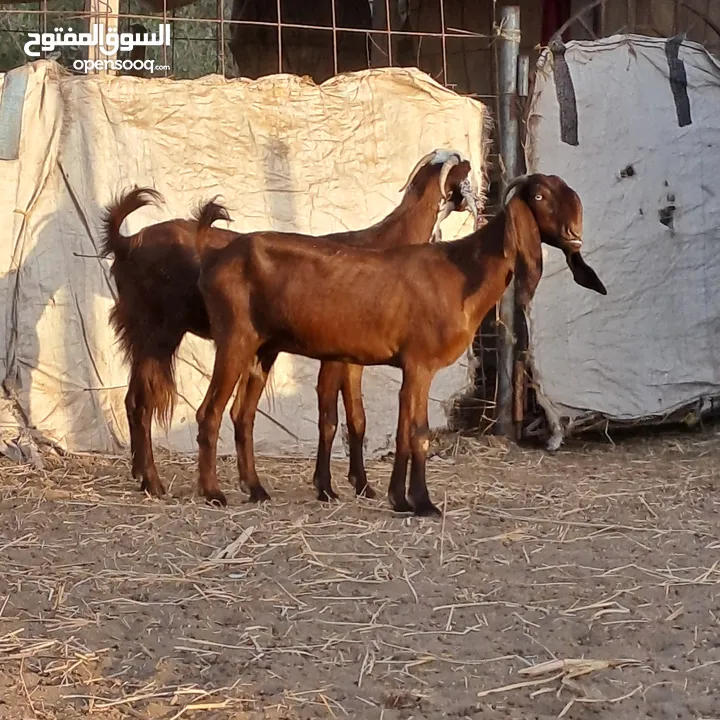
[526,34,720,427]
[0,60,490,458]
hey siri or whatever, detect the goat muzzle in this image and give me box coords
[564,234,583,250]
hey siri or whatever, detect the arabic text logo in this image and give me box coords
[24,23,171,59]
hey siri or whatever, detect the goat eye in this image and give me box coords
[535,194,543,201]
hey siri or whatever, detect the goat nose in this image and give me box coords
[564,227,583,248]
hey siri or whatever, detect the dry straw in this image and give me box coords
[1,427,719,717]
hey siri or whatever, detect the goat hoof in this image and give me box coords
[355,483,376,499]
[140,478,166,497]
[248,485,271,503]
[318,487,340,502]
[203,490,228,507]
[412,501,442,518]
[390,499,413,514]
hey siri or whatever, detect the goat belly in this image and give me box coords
[283,344,401,367]
[250,243,408,363]
[259,293,403,365]
[275,326,402,366]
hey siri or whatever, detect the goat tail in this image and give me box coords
[192,196,232,254]
[145,354,177,433]
[110,304,179,434]
[101,186,165,261]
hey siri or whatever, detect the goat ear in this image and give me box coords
[505,197,543,308]
[565,251,608,295]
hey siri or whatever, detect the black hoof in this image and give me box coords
[412,501,442,518]
[248,485,271,503]
[317,486,340,502]
[140,478,166,497]
[390,498,413,514]
[355,482,377,499]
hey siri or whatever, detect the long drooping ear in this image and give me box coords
[564,250,608,295]
[505,196,544,308]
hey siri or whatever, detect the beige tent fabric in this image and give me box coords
[526,35,720,429]
[0,60,490,459]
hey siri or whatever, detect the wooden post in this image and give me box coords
[513,359,525,441]
[85,0,120,74]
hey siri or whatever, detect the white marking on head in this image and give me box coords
[399,148,471,195]
[426,148,467,166]
[401,149,480,239]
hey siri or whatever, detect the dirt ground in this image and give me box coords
[0,428,718,720]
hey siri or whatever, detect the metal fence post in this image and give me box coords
[496,5,521,438]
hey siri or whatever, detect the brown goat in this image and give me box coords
[100,150,480,501]
[192,174,607,514]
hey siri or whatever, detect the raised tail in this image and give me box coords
[192,196,233,254]
[100,186,165,260]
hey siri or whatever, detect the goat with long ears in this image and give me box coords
[100,149,480,502]
[501,174,606,301]
[192,173,607,514]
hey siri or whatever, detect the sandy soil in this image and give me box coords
[0,428,718,719]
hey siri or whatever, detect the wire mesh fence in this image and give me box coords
[0,0,513,434]
[0,0,509,99]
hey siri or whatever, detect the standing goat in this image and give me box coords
[192,174,607,514]
[100,150,480,501]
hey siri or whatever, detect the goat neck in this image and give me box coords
[443,207,521,330]
[368,171,453,249]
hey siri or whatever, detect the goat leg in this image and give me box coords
[406,369,441,517]
[228,376,251,494]
[229,352,274,504]
[125,363,165,498]
[313,361,343,502]
[196,337,256,507]
[387,372,413,513]
[340,363,376,499]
